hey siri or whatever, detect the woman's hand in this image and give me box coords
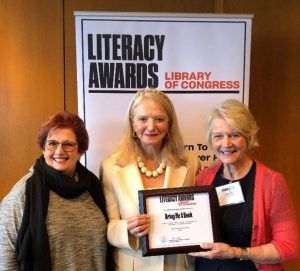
[127,214,150,237]
[188,242,239,260]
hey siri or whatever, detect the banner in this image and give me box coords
[75,12,252,175]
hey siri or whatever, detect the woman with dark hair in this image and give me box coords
[0,111,111,271]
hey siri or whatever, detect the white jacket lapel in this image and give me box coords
[117,163,144,206]
[164,165,188,188]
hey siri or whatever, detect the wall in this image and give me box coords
[0,0,299,270]
[0,0,65,198]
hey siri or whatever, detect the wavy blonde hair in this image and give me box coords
[115,89,187,166]
[206,99,259,150]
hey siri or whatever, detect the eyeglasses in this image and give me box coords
[45,140,78,152]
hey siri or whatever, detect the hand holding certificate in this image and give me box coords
[138,186,219,256]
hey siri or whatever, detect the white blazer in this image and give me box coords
[101,153,199,271]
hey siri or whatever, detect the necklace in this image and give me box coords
[137,158,166,178]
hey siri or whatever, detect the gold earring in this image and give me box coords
[132,131,138,138]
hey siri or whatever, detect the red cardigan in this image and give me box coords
[195,161,299,271]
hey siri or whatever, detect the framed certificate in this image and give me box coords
[138,186,218,256]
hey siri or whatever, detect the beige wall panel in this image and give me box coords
[64,0,214,113]
[223,1,300,271]
[0,0,65,200]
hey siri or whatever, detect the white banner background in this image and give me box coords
[75,12,252,175]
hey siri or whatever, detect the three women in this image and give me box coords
[0,94,298,271]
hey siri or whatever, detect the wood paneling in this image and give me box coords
[0,0,65,199]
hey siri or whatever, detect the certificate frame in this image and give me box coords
[138,185,219,256]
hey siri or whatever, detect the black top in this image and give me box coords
[195,162,258,271]
[214,161,255,247]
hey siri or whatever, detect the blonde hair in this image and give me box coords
[206,99,259,150]
[115,89,187,166]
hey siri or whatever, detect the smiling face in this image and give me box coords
[210,117,249,166]
[132,99,169,153]
[43,128,81,177]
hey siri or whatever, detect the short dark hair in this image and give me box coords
[38,111,89,154]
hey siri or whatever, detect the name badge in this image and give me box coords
[215,182,245,207]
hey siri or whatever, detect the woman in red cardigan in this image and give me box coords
[189,99,299,271]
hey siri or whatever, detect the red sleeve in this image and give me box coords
[268,172,299,262]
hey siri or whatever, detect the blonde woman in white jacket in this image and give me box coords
[100,89,200,271]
